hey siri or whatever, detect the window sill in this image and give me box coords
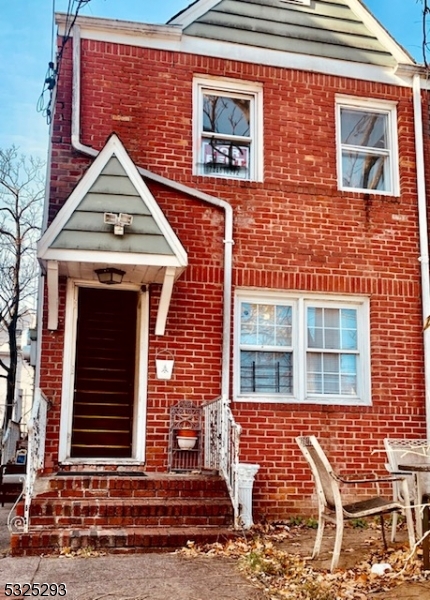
[234,396,371,407]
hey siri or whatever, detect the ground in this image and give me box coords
[1,505,430,599]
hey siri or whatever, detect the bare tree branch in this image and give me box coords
[0,146,44,432]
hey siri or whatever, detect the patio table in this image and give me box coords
[399,463,430,570]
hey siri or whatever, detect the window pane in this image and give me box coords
[340,355,357,394]
[324,330,339,349]
[323,353,339,373]
[323,374,340,394]
[240,351,292,393]
[203,95,250,136]
[308,307,342,349]
[276,305,293,345]
[240,302,257,344]
[341,109,387,149]
[201,140,250,178]
[307,352,357,396]
[341,309,357,350]
[307,308,323,348]
[342,151,386,191]
[241,303,292,346]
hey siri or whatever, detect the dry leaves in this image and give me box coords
[59,545,106,558]
[178,523,430,599]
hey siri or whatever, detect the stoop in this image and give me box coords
[10,472,238,556]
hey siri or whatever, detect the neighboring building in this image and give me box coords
[0,314,35,437]
[13,0,430,554]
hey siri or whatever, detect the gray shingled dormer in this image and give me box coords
[171,0,411,67]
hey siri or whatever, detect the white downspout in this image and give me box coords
[413,73,430,437]
[71,25,233,399]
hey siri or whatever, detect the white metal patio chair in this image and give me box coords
[296,435,416,571]
[384,438,430,540]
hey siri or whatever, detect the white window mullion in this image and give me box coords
[296,297,305,403]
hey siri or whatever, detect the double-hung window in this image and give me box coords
[235,291,370,405]
[193,77,263,181]
[336,97,399,195]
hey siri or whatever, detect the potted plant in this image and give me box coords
[176,428,198,450]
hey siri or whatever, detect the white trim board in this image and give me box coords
[57,14,420,87]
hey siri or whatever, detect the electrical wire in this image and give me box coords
[37,0,93,124]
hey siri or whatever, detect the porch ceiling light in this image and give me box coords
[95,267,125,285]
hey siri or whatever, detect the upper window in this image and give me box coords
[336,97,399,196]
[193,77,263,181]
[234,291,370,405]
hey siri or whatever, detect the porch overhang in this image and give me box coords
[37,134,189,335]
[39,253,186,335]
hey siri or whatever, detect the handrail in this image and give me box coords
[1,421,21,465]
[203,395,241,526]
[8,388,49,533]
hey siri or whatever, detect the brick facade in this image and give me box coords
[40,31,427,521]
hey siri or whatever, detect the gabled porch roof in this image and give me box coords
[37,134,188,334]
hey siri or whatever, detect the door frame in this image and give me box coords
[58,279,149,464]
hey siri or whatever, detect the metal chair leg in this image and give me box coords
[423,494,430,571]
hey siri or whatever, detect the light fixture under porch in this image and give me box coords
[94,267,125,285]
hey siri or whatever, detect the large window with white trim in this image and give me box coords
[235,291,370,405]
[193,77,263,181]
[336,97,399,195]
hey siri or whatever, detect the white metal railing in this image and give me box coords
[203,395,242,526]
[8,388,49,533]
[1,421,21,465]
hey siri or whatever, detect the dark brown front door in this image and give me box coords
[70,287,137,459]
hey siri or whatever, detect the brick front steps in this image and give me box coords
[11,473,237,556]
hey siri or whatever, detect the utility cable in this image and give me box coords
[37,0,93,124]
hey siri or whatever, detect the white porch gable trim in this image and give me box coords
[156,266,176,336]
[47,261,59,331]
[38,134,188,333]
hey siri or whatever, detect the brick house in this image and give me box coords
[13,0,430,554]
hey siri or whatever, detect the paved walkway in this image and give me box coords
[0,504,264,600]
[2,505,430,599]
[0,553,265,600]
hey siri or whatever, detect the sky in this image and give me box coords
[0,0,425,162]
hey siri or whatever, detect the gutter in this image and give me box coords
[413,73,430,438]
[71,25,233,399]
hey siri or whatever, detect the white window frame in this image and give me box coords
[336,96,399,196]
[234,290,371,406]
[193,76,263,182]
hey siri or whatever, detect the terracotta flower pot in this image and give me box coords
[176,428,198,450]
[177,429,197,438]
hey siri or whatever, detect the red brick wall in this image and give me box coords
[40,36,426,520]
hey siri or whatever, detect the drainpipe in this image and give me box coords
[70,25,233,399]
[413,73,430,438]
